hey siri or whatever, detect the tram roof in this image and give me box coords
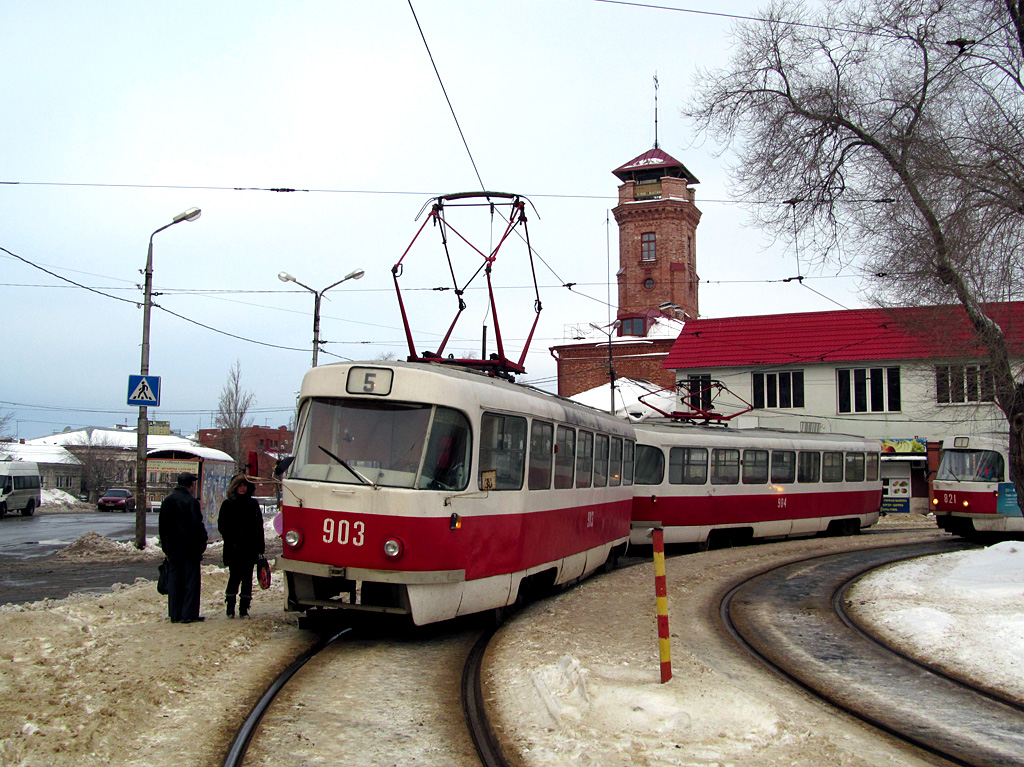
[663,302,1024,370]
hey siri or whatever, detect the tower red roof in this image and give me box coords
[613,148,700,184]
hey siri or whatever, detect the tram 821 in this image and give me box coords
[931,434,1022,539]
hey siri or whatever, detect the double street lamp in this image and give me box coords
[135,207,201,549]
[278,268,365,366]
[590,320,621,415]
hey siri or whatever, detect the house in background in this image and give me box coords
[0,441,83,496]
[660,303,1024,510]
[196,424,293,497]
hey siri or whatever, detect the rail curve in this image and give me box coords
[722,540,1024,767]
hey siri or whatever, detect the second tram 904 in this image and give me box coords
[630,423,883,548]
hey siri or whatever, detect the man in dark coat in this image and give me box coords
[158,472,208,623]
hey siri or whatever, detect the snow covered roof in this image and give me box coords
[28,427,234,463]
[0,442,81,465]
[570,378,677,422]
[663,302,1024,370]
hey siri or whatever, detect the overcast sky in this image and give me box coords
[0,1,862,441]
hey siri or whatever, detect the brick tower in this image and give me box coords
[549,147,702,400]
[612,148,702,332]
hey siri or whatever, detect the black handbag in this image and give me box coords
[157,558,169,595]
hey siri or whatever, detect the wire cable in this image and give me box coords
[407,0,486,191]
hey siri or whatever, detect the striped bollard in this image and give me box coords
[651,526,672,683]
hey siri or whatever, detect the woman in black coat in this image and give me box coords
[217,474,265,618]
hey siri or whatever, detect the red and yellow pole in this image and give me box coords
[652,526,672,683]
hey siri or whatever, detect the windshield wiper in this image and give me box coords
[318,445,377,488]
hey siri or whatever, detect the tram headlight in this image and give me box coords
[962,500,971,508]
[383,537,404,559]
[931,497,939,505]
[284,529,303,548]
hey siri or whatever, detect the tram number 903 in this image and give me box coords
[323,517,365,546]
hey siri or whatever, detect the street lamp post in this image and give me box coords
[135,207,201,549]
[590,320,621,415]
[278,268,365,366]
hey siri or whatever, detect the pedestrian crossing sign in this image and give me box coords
[127,375,161,407]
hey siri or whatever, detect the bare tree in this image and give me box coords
[685,0,1024,502]
[66,431,124,502]
[0,408,13,442]
[215,361,255,469]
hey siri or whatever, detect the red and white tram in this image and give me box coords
[275,361,634,626]
[931,435,1022,538]
[629,422,883,548]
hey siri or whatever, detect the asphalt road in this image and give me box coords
[0,509,163,606]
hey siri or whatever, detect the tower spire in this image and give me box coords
[653,73,659,150]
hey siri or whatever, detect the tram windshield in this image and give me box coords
[289,398,472,490]
[936,449,1005,483]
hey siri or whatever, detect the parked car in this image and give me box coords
[97,488,135,512]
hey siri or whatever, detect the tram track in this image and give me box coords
[721,539,1024,767]
[222,618,509,767]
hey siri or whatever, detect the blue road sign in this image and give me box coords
[127,375,161,407]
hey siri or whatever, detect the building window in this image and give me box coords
[837,367,901,413]
[935,364,996,404]
[685,374,712,412]
[641,232,656,261]
[752,371,805,409]
[619,317,646,337]
[643,277,655,290]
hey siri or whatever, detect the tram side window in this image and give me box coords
[742,449,768,484]
[798,451,821,483]
[822,452,844,482]
[866,453,880,482]
[479,413,527,490]
[529,421,554,490]
[771,451,796,483]
[576,431,594,488]
[594,434,610,487]
[610,438,623,486]
[711,449,740,484]
[845,452,866,482]
[669,447,708,485]
[634,445,665,485]
[554,426,576,489]
[623,440,635,485]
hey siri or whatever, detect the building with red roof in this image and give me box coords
[660,303,1024,510]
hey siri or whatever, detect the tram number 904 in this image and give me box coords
[323,518,365,546]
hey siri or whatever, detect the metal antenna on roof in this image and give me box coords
[653,73,660,150]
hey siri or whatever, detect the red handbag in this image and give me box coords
[256,554,271,590]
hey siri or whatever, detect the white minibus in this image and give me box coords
[0,460,42,518]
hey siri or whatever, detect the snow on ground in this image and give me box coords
[39,488,81,507]
[850,539,1024,702]
[0,514,1020,766]
[486,523,1024,767]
